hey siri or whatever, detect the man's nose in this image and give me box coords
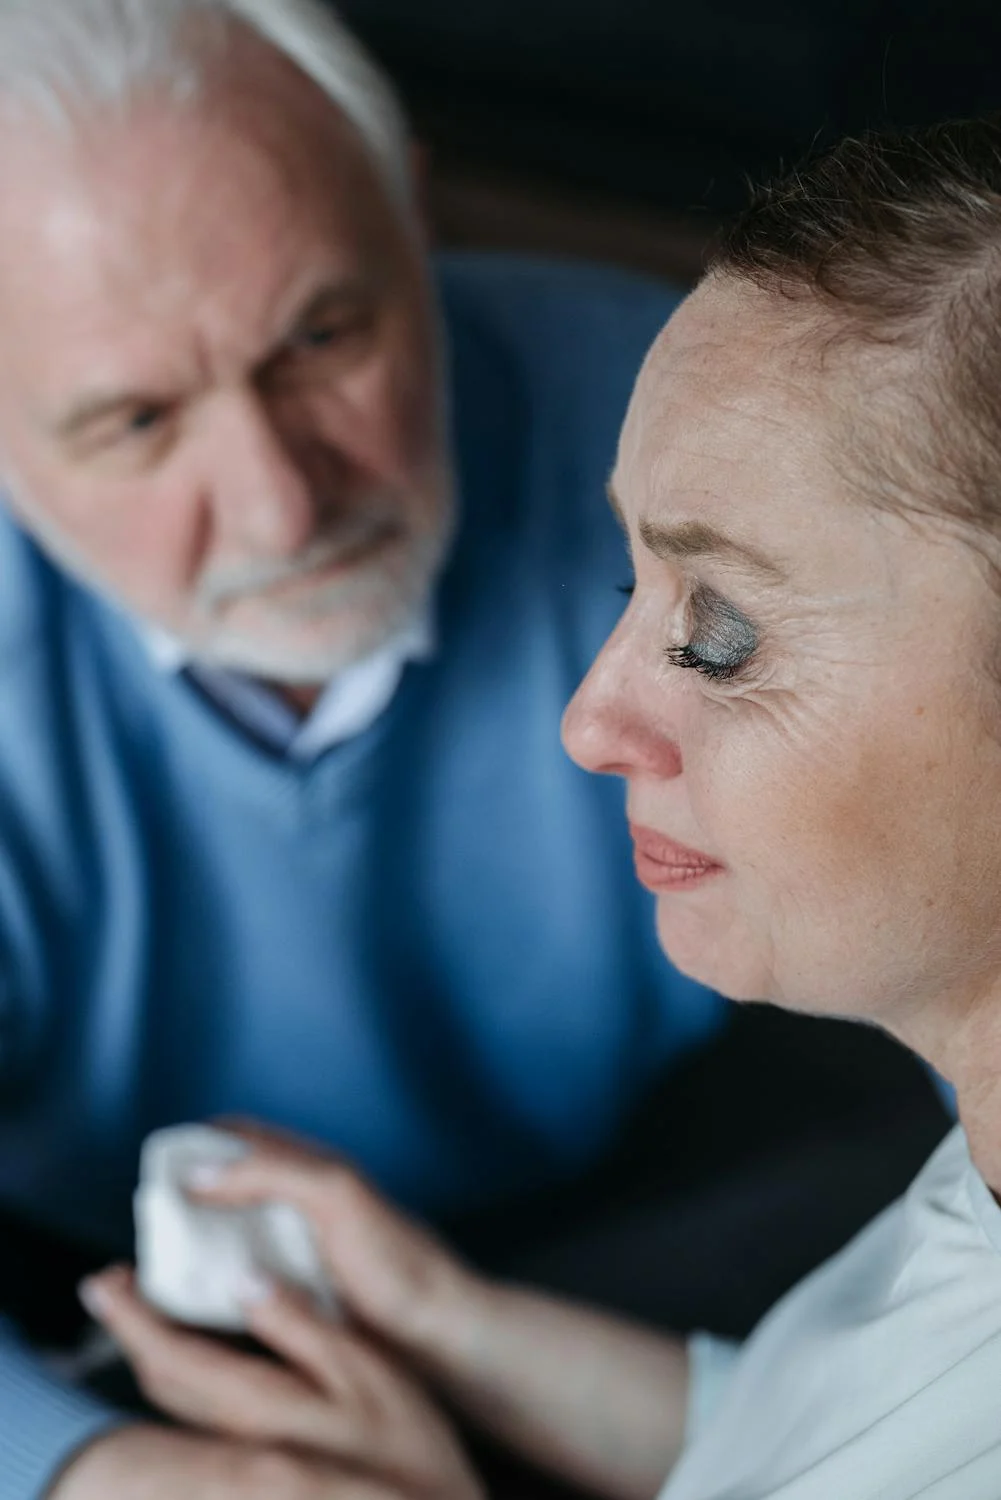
[209,391,318,558]
[561,635,684,781]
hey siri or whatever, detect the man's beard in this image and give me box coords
[191,497,453,683]
[8,468,456,685]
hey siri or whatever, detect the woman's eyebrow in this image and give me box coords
[605,481,786,582]
[638,518,786,582]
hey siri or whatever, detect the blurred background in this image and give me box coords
[330,0,1001,283]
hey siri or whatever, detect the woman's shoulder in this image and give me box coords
[662,1124,1001,1500]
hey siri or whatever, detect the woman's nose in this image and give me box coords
[561,645,684,781]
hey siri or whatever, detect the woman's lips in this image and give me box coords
[628,823,724,892]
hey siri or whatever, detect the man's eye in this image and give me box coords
[292,315,371,353]
[298,326,341,349]
[126,404,167,435]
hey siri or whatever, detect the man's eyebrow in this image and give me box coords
[49,278,378,441]
[605,481,785,581]
[284,275,374,333]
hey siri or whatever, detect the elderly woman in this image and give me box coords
[74,116,1001,1500]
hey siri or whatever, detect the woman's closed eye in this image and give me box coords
[667,583,759,684]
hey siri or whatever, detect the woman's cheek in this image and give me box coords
[691,697,872,894]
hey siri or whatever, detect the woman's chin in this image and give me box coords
[654,899,771,1003]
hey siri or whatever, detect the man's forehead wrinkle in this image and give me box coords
[0,115,367,408]
[39,260,350,426]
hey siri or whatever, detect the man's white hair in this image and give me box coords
[0,0,413,206]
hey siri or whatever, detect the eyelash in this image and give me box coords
[664,643,744,682]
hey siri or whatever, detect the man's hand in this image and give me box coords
[79,1266,483,1500]
[47,1423,422,1500]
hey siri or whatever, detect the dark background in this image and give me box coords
[330,0,1001,280]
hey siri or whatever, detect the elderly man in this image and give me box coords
[0,0,726,1496]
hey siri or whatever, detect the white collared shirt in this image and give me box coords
[142,609,435,761]
[663,1126,1001,1500]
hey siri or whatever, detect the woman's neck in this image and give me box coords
[894,983,1001,1193]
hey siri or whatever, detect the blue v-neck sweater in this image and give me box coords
[0,255,723,1495]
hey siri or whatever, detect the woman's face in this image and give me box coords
[562,277,1001,1038]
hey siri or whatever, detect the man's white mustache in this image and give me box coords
[198,506,399,611]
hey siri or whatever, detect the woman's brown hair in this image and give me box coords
[712,117,1001,537]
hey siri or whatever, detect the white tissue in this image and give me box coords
[135,1124,338,1332]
